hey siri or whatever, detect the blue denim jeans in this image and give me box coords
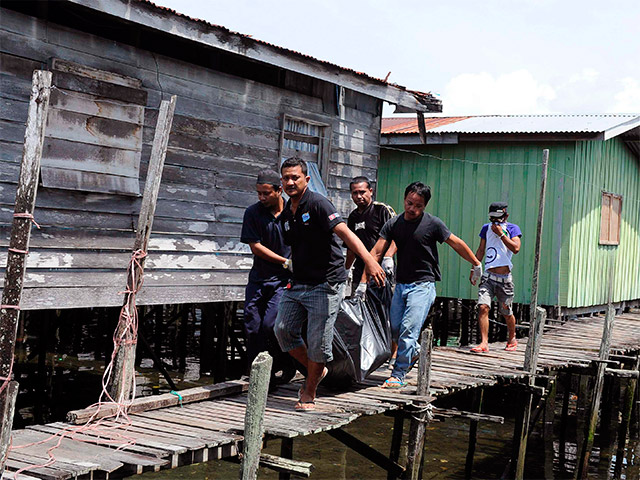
[274,282,346,363]
[390,281,436,381]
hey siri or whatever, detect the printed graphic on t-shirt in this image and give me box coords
[355,221,365,230]
[302,212,310,223]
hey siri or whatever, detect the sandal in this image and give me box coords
[298,367,328,400]
[295,400,316,411]
[505,341,518,352]
[470,345,489,353]
[381,377,407,389]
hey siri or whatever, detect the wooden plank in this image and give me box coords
[68,380,248,424]
[44,107,143,151]
[40,167,140,196]
[0,70,52,471]
[50,87,144,123]
[51,70,146,105]
[42,137,141,175]
[52,58,142,89]
[109,95,176,402]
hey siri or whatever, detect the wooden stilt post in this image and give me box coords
[576,305,615,478]
[529,149,549,324]
[0,70,52,471]
[543,373,557,479]
[404,327,433,480]
[614,355,640,479]
[279,438,294,480]
[514,306,546,480]
[465,388,484,479]
[559,373,571,470]
[388,412,404,480]
[240,351,272,480]
[108,95,177,402]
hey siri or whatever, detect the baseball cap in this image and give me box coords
[256,169,281,186]
[488,202,508,218]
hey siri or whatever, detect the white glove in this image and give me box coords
[381,257,394,276]
[470,264,482,285]
[283,258,293,273]
[354,282,367,300]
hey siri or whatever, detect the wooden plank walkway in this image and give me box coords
[4,312,640,479]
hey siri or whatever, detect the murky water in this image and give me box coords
[10,308,640,479]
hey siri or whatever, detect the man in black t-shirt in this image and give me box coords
[274,157,385,411]
[240,169,294,382]
[345,176,397,296]
[370,182,482,388]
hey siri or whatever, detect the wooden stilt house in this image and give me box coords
[0,0,441,310]
[380,114,640,314]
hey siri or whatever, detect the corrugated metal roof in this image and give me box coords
[138,0,435,101]
[382,114,640,135]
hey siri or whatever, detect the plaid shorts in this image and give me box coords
[274,281,345,363]
[478,272,514,316]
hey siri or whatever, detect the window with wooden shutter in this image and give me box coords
[279,115,330,195]
[41,59,147,195]
[599,192,622,245]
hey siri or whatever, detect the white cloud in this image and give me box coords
[610,77,640,113]
[442,70,556,115]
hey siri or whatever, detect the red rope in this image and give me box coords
[8,248,28,255]
[9,249,148,478]
[13,212,40,229]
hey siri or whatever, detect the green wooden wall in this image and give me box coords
[377,142,576,306]
[564,137,640,307]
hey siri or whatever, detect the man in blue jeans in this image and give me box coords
[274,157,385,410]
[368,182,482,388]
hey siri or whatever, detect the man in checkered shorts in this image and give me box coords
[470,202,522,353]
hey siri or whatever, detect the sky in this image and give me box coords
[151,0,640,116]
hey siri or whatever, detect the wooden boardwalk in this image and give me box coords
[4,312,640,479]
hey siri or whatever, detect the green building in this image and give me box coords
[379,115,640,313]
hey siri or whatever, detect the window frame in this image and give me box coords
[599,191,622,245]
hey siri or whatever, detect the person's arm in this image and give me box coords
[475,237,486,263]
[445,233,481,266]
[248,242,288,266]
[333,222,385,287]
[384,241,397,258]
[345,248,356,270]
[490,223,521,254]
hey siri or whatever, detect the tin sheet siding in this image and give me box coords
[378,142,575,305]
[565,138,640,307]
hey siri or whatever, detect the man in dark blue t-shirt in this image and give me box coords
[370,182,482,388]
[274,157,385,411]
[240,169,294,381]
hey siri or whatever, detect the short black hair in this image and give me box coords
[280,156,307,176]
[349,176,372,190]
[404,181,431,204]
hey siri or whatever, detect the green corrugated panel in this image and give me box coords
[378,142,575,305]
[566,138,640,307]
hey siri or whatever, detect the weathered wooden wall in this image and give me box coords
[0,6,382,309]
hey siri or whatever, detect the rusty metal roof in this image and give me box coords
[382,114,640,136]
[131,0,439,109]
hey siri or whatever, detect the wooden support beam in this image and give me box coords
[416,111,427,145]
[388,413,404,480]
[614,356,640,478]
[529,149,549,322]
[465,388,483,479]
[279,438,294,480]
[404,327,433,480]
[515,306,546,480]
[0,70,52,471]
[240,351,273,480]
[543,374,557,479]
[259,454,313,478]
[67,380,248,424]
[432,407,503,424]
[108,95,176,402]
[327,429,405,478]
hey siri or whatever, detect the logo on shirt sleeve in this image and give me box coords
[328,212,340,221]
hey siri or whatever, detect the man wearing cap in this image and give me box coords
[240,169,294,381]
[470,202,522,353]
[274,157,385,411]
[345,176,397,294]
[369,181,482,388]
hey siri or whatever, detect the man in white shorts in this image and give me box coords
[470,202,522,353]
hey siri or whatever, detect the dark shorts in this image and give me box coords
[478,272,514,316]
